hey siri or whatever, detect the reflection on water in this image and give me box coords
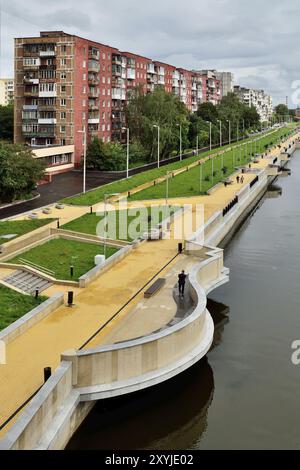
[67,301,229,451]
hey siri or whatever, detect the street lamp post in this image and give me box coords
[122,127,130,179]
[206,121,212,151]
[217,120,222,148]
[242,119,245,140]
[227,119,231,145]
[78,126,87,194]
[178,124,183,161]
[153,125,160,168]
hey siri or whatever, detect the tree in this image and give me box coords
[0,142,45,202]
[275,104,290,119]
[86,137,107,169]
[0,104,14,141]
[126,86,189,160]
[86,138,127,171]
[242,105,260,130]
[197,102,218,123]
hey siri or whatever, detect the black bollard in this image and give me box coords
[68,291,74,307]
[178,243,183,254]
[70,266,74,278]
[44,367,52,383]
[57,220,60,229]
[90,206,93,214]
[35,288,39,299]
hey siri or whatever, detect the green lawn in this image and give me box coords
[129,127,296,201]
[8,238,119,281]
[0,285,47,331]
[61,125,297,206]
[62,206,180,242]
[0,219,55,243]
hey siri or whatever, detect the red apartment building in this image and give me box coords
[15,31,222,175]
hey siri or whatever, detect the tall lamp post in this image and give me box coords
[122,127,130,179]
[206,121,212,151]
[227,119,231,145]
[242,119,245,140]
[217,119,222,148]
[78,126,87,194]
[153,124,160,168]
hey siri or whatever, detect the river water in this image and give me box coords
[68,151,300,450]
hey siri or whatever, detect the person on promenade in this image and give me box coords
[236,175,240,184]
[241,176,244,184]
[178,270,188,298]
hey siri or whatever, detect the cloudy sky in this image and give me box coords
[1,0,300,106]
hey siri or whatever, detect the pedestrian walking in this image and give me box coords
[236,175,240,184]
[241,176,244,184]
[178,270,188,298]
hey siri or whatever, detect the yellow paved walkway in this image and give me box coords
[0,131,298,437]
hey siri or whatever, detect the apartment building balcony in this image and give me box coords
[89,102,99,111]
[24,77,39,85]
[147,74,155,84]
[38,118,57,125]
[39,90,57,98]
[23,57,41,66]
[88,61,100,73]
[172,79,180,88]
[158,76,165,85]
[192,83,197,91]
[39,50,56,57]
[88,118,100,124]
[112,55,122,66]
[24,88,39,97]
[127,68,136,80]
[147,64,156,74]
[112,65,122,77]
[112,88,126,100]
[88,49,100,61]
[38,104,56,111]
[88,88,100,98]
[22,126,56,137]
[23,104,38,111]
[88,125,99,135]
[208,80,216,89]
[88,75,100,85]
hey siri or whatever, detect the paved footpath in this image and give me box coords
[0,132,298,436]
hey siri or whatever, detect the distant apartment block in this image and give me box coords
[0,78,14,105]
[295,108,300,120]
[14,31,222,174]
[214,71,234,97]
[234,86,273,122]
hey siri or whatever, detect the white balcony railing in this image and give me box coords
[38,118,57,125]
[88,118,100,124]
[39,50,56,57]
[127,68,136,80]
[39,90,57,98]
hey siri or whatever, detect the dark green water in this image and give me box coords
[68,152,300,450]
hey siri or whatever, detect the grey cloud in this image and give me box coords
[1,0,300,105]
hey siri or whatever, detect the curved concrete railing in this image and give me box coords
[61,246,228,401]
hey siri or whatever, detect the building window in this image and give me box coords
[102,124,105,131]
[60,125,66,133]
[83,112,86,120]
[61,139,66,146]
[83,73,86,81]
[103,53,106,60]
[61,45,67,53]
[83,61,86,68]
[61,72,66,80]
[102,89,105,96]
[61,58,67,66]
[102,77,106,84]
[61,112,66,119]
[61,85,66,93]
[83,86,86,94]
[103,101,106,107]
[61,98,66,106]
[107,77,111,84]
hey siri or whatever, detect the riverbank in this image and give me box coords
[0,128,299,450]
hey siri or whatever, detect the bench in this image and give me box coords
[144,278,166,299]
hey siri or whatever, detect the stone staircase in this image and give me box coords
[3,270,53,295]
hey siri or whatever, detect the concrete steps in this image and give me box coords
[4,270,53,295]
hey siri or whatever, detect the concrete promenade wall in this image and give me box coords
[0,293,64,345]
[0,245,226,449]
